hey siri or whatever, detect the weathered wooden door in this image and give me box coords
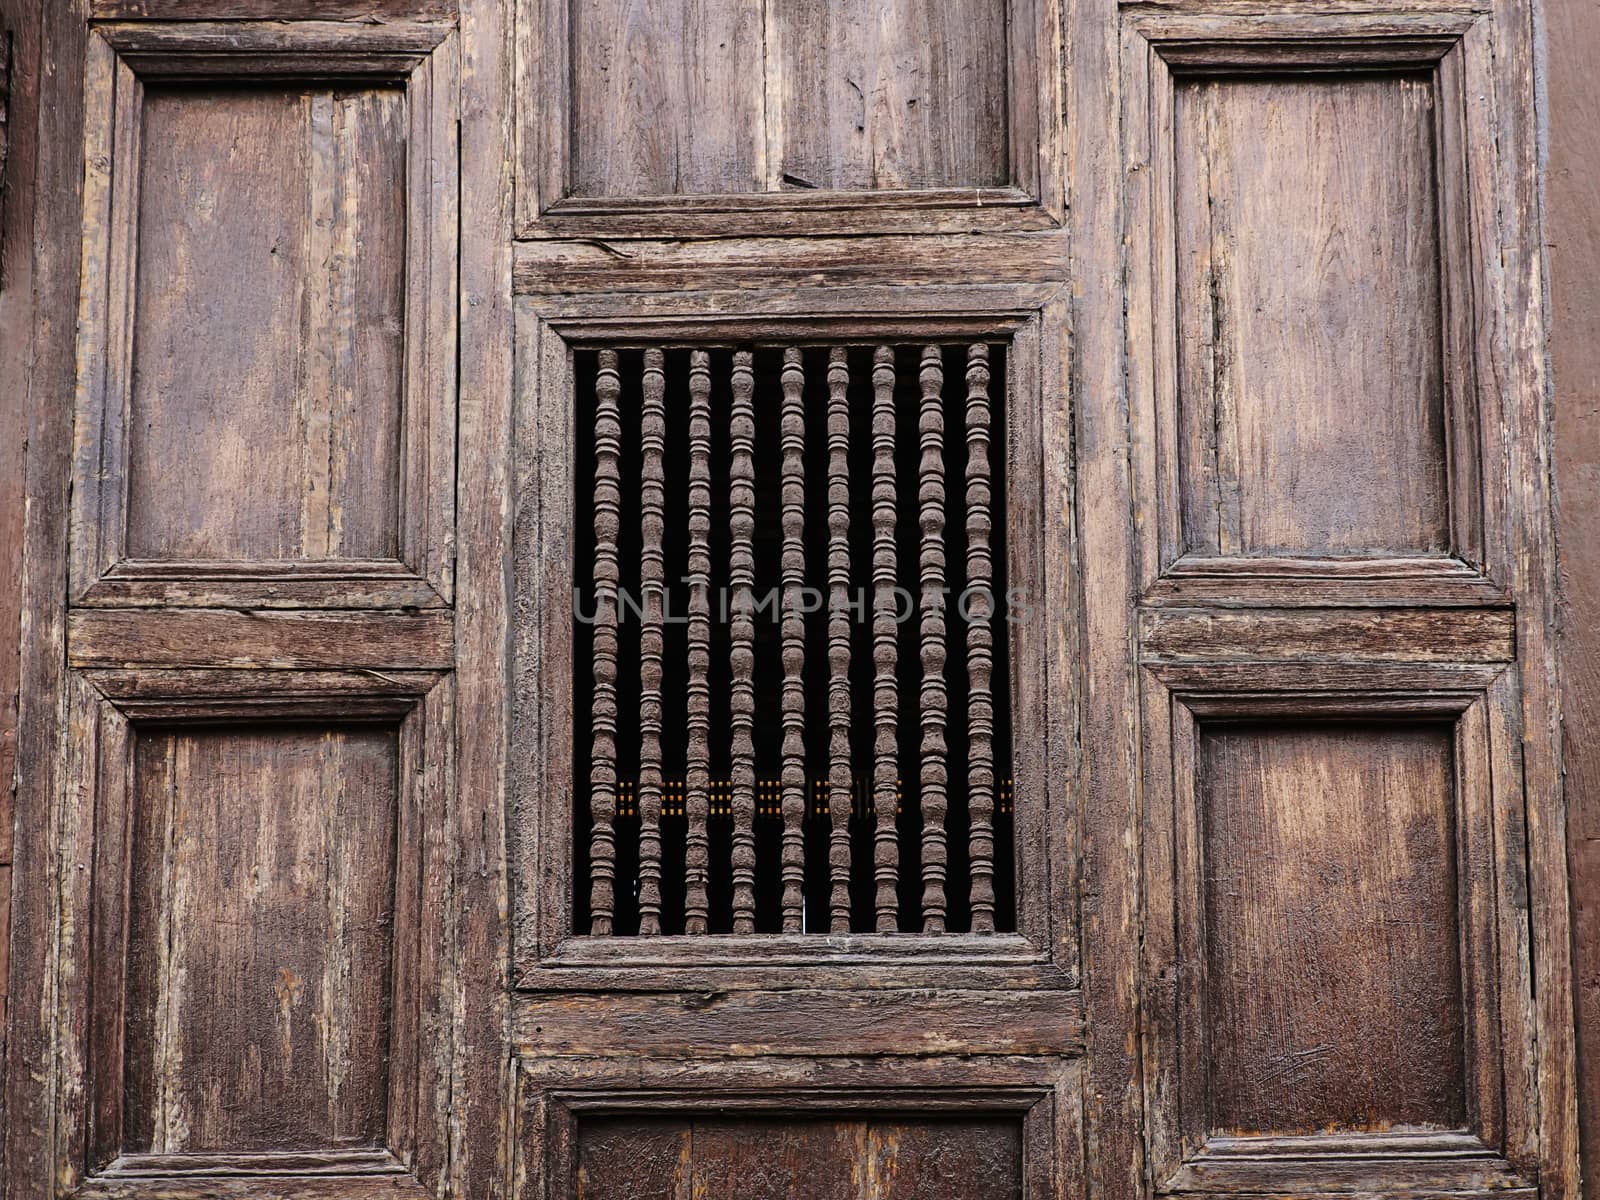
[0,0,1578,1199]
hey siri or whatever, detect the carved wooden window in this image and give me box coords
[572,344,1016,935]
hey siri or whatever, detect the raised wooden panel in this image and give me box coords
[70,26,458,608]
[1200,722,1464,1135]
[1175,74,1447,559]
[773,0,1009,192]
[122,725,399,1154]
[127,85,405,563]
[519,0,1061,234]
[569,0,763,198]
[1137,663,1538,1195]
[50,671,452,1198]
[575,1115,1023,1199]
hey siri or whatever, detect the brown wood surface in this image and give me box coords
[122,725,399,1155]
[1200,722,1465,1135]
[0,0,41,1133]
[0,1,1586,1198]
[575,1115,1023,1200]
[1548,0,1600,1193]
[773,0,1009,192]
[1174,73,1448,559]
[568,0,763,198]
[127,85,404,564]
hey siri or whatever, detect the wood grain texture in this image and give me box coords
[123,725,398,1154]
[126,85,405,563]
[1175,74,1448,558]
[4,1,87,1193]
[773,0,1009,191]
[67,609,454,671]
[91,0,455,15]
[514,988,1083,1058]
[1200,723,1464,1134]
[443,2,511,1194]
[569,0,763,197]
[0,0,38,1141]
[575,1115,1022,1200]
[1548,0,1600,1189]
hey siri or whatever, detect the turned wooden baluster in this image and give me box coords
[684,349,713,934]
[779,348,807,932]
[729,349,758,933]
[637,348,666,935]
[871,345,899,933]
[826,347,854,932]
[966,343,997,933]
[588,350,621,935]
[918,346,949,932]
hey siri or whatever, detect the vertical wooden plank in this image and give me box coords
[1066,0,1147,1188]
[965,343,996,933]
[684,349,713,934]
[0,0,42,1154]
[449,4,511,1193]
[587,350,621,936]
[5,0,87,1192]
[637,348,666,936]
[778,347,807,933]
[728,349,758,934]
[1493,0,1580,1187]
[826,346,853,932]
[1547,0,1600,1184]
[917,345,948,932]
[870,345,899,932]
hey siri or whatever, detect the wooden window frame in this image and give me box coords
[49,668,454,1200]
[68,21,459,610]
[1122,10,1508,608]
[513,0,1064,238]
[1137,657,1537,1196]
[510,285,1074,988]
